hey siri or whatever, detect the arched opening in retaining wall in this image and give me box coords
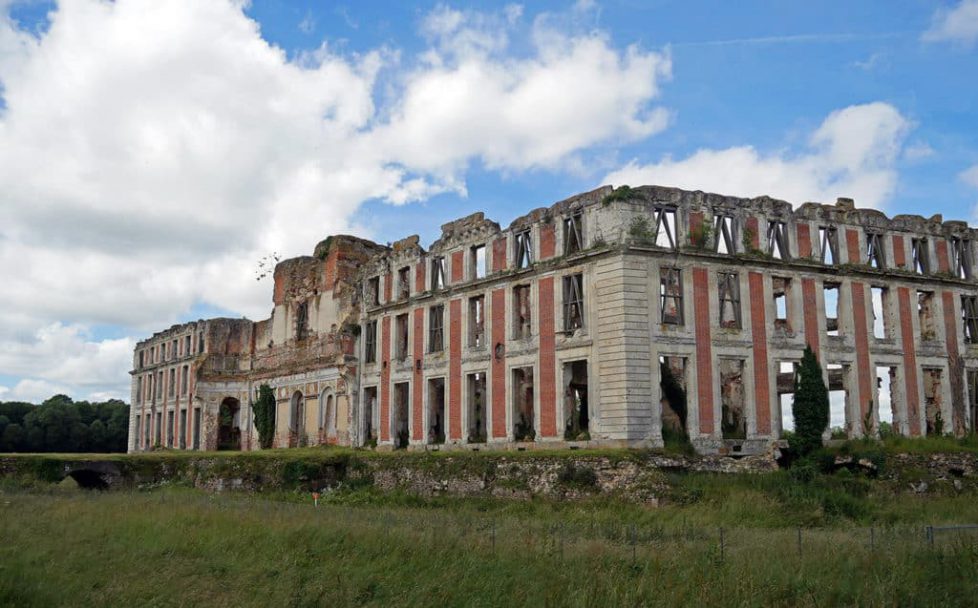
[290,391,304,446]
[66,469,110,491]
[217,397,241,451]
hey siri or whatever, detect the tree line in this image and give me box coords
[0,395,129,453]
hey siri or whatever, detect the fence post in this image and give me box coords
[926,525,934,548]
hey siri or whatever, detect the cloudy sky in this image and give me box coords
[0,0,976,403]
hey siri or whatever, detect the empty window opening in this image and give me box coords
[428,305,445,353]
[827,364,849,439]
[134,416,142,449]
[773,277,790,331]
[767,220,789,260]
[718,271,741,329]
[320,392,336,437]
[818,226,839,266]
[714,213,737,254]
[871,287,889,339]
[294,301,311,342]
[563,361,589,441]
[154,412,162,446]
[918,291,937,341]
[469,296,485,348]
[952,237,974,279]
[467,373,487,443]
[157,371,163,399]
[168,368,176,397]
[198,335,205,354]
[184,335,191,356]
[875,366,898,435]
[471,244,486,279]
[563,273,585,332]
[395,313,409,360]
[514,284,532,339]
[659,268,683,325]
[968,371,978,433]
[824,283,841,336]
[136,377,142,404]
[289,391,305,446]
[192,408,201,450]
[720,359,746,439]
[394,382,410,449]
[181,365,189,395]
[431,257,445,291]
[427,378,446,445]
[179,410,187,449]
[777,361,799,433]
[659,356,688,439]
[363,387,377,445]
[963,296,978,344]
[368,276,380,305]
[923,369,945,435]
[138,350,144,368]
[515,230,533,269]
[912,238,929,274]
[652,206,677,249]
[512,367,535,441]
[564,212,583,255]
[866,232,886,269]
[143,414,151,449]
[166,411,174,447]
[397,266,411,300]
[364,320,377,363]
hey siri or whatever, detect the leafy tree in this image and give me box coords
[792,345,829,456]
[1,423,25,452]
[253,384,276,449]
[0,395,129,453]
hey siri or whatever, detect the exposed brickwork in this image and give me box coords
[898,287,921,435]
[748,272,771,435]
[796,223,812,258]
[492,237,507,272]
[937,239,950,273]
[412,307,424,441]
[383,272,392,303]
[689,211,704,247]
[892,235,906,268]
[490,288,506,438]
[745,217,760,250]
[846,228,860,265]
[540,224,556,259]
[850,281,873,428]
[693,268,714,435]
[451,250,464,283]
[538,276,557,437]
[801,278,821,357]
[449,299,463,440]
[415,260,426,293]
[380,316,391,442]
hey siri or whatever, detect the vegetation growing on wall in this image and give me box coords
[0,395,129,453]
[253,384,276,449]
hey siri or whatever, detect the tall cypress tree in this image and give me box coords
[253,384,276,449]
[792,345,829,456]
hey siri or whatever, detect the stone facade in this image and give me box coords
[129,185,978,454]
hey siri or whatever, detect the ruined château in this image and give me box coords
[127,185,978,454]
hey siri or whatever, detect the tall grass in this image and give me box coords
[2,485,978,607]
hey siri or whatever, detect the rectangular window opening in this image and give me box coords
[427,378,446,445]
[918,291,936,341]
[773,277,790,331]
[395,313,409,360]
[875,366,898,434]
[952,237,974,279]
[659,268,683,325]
[923,368,945,436]
[652,206,677,249]
[714,213,737,254]
[563,273,585,333]
[468,296,485,348]
[364,320,377,363]
[368,276,381,306]
[515,230,533,269]
[563,360,589,440]
[192,408,201,450]
[777,361,799,433]
[514,284,532,339]
[179,410,187,449]
[912,238,929,275]
[827,364,849,439]
[720,359,746,440]
[471,244,486,280]
[866,232,886,269]
[430,257,445,291]
[659,356,688,438]
[397,266,411,300]
[718,271,741,329]
[871,287,889,339]
[363,387,377,444]
[564,212,583,255]
[968,370,978,433]
[393,382,410,449]
[963,296,978,344]
[428,306,444,353]
[467,372,487,443]
[767,220,789,260]
[824,283,840,336]
[512,367,535,441]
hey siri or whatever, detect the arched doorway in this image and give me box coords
[290,391,304,447]
[217,397,241,451]
[320,390,335,442]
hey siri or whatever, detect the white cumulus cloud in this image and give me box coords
[0,0,671,400]
[923,0,978,46]
[603,102,911,210]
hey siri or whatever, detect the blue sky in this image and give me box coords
[0,0,976,402]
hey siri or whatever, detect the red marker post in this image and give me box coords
[312,492,320,507]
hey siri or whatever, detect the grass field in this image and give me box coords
[3,467,978,607]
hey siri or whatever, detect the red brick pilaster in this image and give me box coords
[689,211,704,247]
[801,278,821,358]
[850,281,873,428]
[797,223,812,258]
[745,217,760,250]
[380,316,391,442]
[892,235,906,269]
[937,240,950,274]
[451,250,464,283]
[942,291,964,431]
[491,288,506,438]
[748,272,771,435]
[383,272,392,303]
[449,299,462,440]
[846,228,861,265]
[415,260,426,293]
[412,308,424,441]
[492,238,507,272]
[897,287,921,435]
[538,277,557,437]
[693,268,714,435]
[540,224,556,259]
